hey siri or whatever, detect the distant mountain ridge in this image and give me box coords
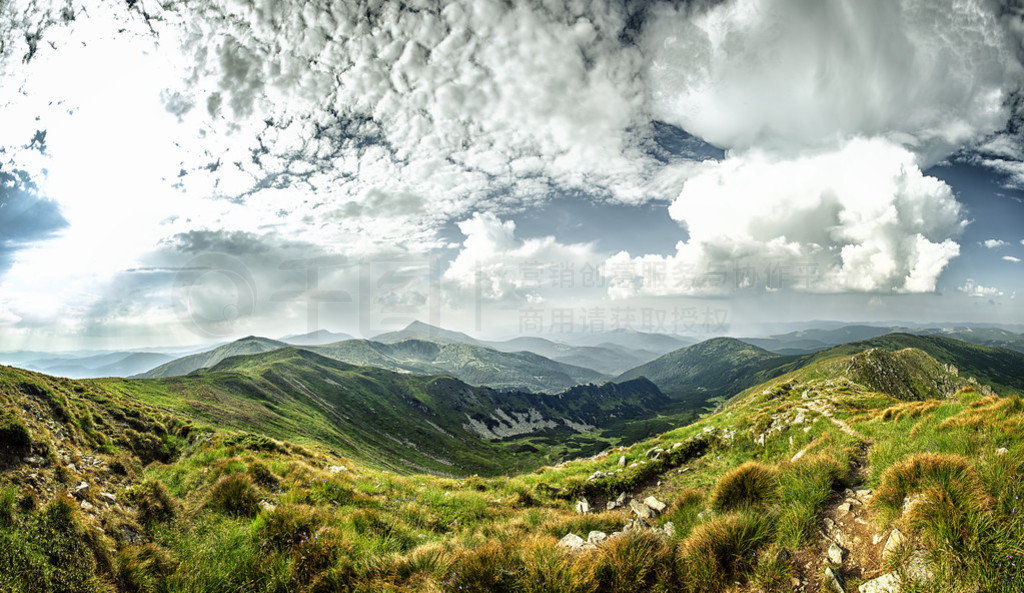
[135,333,608,393]
[143,347,669,474]
[134,336,288,378]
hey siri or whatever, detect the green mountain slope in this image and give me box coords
[134,336,288,378]
[808,332,1024,394]
[308,338,606,392]
[2,334,1023,593]
[615,337,798,404]
[103,348,661,475]
[136,333,606,392]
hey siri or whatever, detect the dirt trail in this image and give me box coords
[788,401,895,593]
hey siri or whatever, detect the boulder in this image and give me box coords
[558,533,586,550]
[587,531,607,545]
[643,496,667,513]
[629,499,655,519]
[858,572,901,593]
[575,499,591,514]
[882,529,905,561]
[827,542,845,565]
[823,566,845,593]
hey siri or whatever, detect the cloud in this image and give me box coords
[642,0,1022,165]
[600,0,1024,298]
[605,138,964,297]
[982,239,1009,249]
[0,167,68,274]
[443,212,605,302]
[1004,255,1022,263]
[958,279,1003,298]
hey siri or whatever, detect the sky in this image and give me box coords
[1,0,1023,351]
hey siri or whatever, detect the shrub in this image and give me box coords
[873,453,987,523]
[0,485,17,526]
[873,453,992,555]
[253,504,323,552]
[593,529,675,593]
[109,451,143,478]
[442,541,521,592]
[247,460,280,489]
[128,479,179,526]
[115,543,177,593]
[0,410,31,450]
[678,512,774,591]
[666,488,706,540]
[224,432,284,453]
[289,526,351,587]
[517,534,598,593]
[207,473,260,518]
[709,462,779,512]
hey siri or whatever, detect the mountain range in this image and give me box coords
[2,328,1022,592]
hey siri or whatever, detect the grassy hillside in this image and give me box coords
[1,337,1022,592]
[308,338,607,393]
[99,348,665,476]
[138,335,606,393]
[134,336,288,378]
[615,337,798,403]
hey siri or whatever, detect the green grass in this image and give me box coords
[1,335,1023,592]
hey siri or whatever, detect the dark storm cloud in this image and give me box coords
[167,229,272,257]
[0,167,67,274]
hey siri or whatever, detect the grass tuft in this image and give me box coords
[709,461,779,512]
[207,473,261,518]
[678,511,774,592]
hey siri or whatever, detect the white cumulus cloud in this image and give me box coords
[958,279,1003,298]
[605,0,1023,297]
[606,138,964,297]
[982,239,1009,248]
[1004,255,1022,263]
[444,212,604,302]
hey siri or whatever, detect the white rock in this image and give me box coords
[575,499,591,514]
[662,521,675,538]
[644,496,667,513]
[259,500,276,512]
[629,499,655,519]
[828,542,845,564]
[837,502,852,513]
[791,448,807,463]
[858,572,901,593]
[557,533,585,549]
[100,492,116,503]
[996,447,1008,456]
[882,529,905,560]
[906,552,933,583]
[618,455,626,467]
[824,566,845,593]
[587,531,607,544]
[327,465,348,473]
